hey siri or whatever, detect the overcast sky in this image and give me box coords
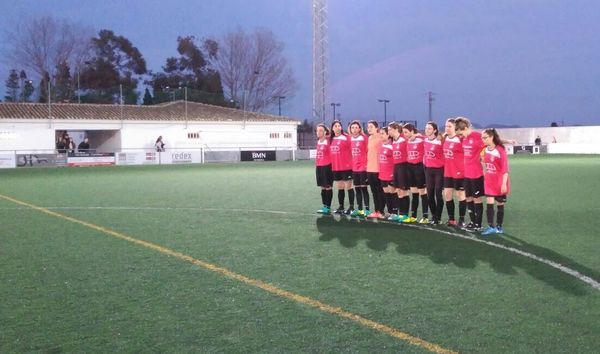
[1,0,600,127]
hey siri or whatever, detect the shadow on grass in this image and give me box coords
[316,215,599,296]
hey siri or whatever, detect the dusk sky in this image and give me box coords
[1,0,600,127]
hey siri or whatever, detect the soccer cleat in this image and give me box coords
[334,207,345,215]
[418,217,429,224]
[367,211,380,219]
[396,214,409,222]
[402,216,417,223]
[465,223,481,232]
[363,209,371,217]
[344,207,354,215]
[446,219,458,227]
[350,209,361,217]
[317,206,331,215]
[387,214,400,221]
[429,219,441,225]
[457,221,466,229]
[481,226,498,236]
[496,226,504,234]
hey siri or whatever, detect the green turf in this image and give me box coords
[1,155,600,353]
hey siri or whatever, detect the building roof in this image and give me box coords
[0,101,300,124]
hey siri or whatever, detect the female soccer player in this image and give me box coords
[442,118,467,227]
[423,121,445,224]
[403,123,429,223]
[481,128,510,236]
[330,120,355,215]
[387,122,409,222]
[377,127,396,217]
[349,120,371,217]
[315,123,333,214]
[366,120,385,219]
[454,117,485,231]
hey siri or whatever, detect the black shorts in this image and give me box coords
[367,172,381,189]
[316,165,333,187]
[352,171,368,186]
[464,177,485,198]
[486,195,507,203]
[425,167,444,189]
[443,177,464,190]
[380,179,394,188]
[333,169,353,181]
[393,163,408,190]
[406,163,426,188]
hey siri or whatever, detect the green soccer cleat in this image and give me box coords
[418,217,429,224]
[317,206,331,215]
[350,209,361,217]
[402,216,417,223]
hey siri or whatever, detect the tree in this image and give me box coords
[142,88,154,105]
[80,29,147,104]
[18,70,34,102]
[39,72,51,103]
[214,28,297,112]
[2,16,93,82]
[4,69,19,102]
[54,61,73,102]
[146,36,227,106]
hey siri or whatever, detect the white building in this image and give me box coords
[0,101,300,153]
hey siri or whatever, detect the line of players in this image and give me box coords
[315,117,510,236]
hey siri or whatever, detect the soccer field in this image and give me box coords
[1,155,600,353]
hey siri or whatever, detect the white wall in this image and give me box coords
[495,126,600,145]
[0,119,299,152]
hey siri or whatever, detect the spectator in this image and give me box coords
[534,136,542,145]
[78,138,90,152]
[67,138,76,153]
[155,136,165,152]
[56,138,66,153]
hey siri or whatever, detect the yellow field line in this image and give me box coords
[0,193,457,354]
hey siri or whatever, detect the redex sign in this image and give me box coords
[241,150,276,161]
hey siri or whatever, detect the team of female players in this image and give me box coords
[315,117,510,236]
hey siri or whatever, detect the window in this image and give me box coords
[269,132,280,139]
[187,132,200,139]
[284,132,292,139]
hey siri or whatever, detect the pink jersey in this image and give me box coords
[423,137,444,168]
[392,137,407,164]
[330,134,352,171]
[462,131,485,178]
[378,143,394,181]
[315,138,331,167]
[483,145,510,196]
[406,137,425,164]
[443,135,465,178]
[350,134,368,172]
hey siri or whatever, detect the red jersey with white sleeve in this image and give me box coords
[406,137,425,164]
[462,130,485,178]
[330,134,352,171]
[315,138,331,167]
[423,137,444,168]
[350,134,368,172]
[443,135,465,178]
[392,137,407,164]
[483,145,510,196]
[378,143,394,181]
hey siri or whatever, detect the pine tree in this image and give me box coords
[142,88,154,105]
[39,72,51,103]
[4,69,19,102]
[54,61,73,102]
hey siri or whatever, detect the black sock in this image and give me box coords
[347,189,355,209]
[427,186,436,218]
[436,189,444,221]
[338,189,345,209]
[403,196,411,215]
[320,189,326,206]
[467,201,475,223]
[475,203,483,226]
[325,189,333,208]
[385,193,394,214]
[354,187,363,210]
[497,205,505,227]
[446,200,455,220]
[392,194,400,214]
[486,203,495,226]
[411,193,419,218]
[362,187,370,210]
[458,200,467,222]
[421,194,429,218]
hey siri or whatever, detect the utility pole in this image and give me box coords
[330,102,340,121]
[275,96,286,116]
[428,91,435,122]
[378,99,390,126]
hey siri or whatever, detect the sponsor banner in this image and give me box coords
[67,152,115,167]
[241,150,276,162]
[0,153,16,168]
[116,151,160,166]
[159,151,202,164]
[514,145,534,154]
[16,153,67,168]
